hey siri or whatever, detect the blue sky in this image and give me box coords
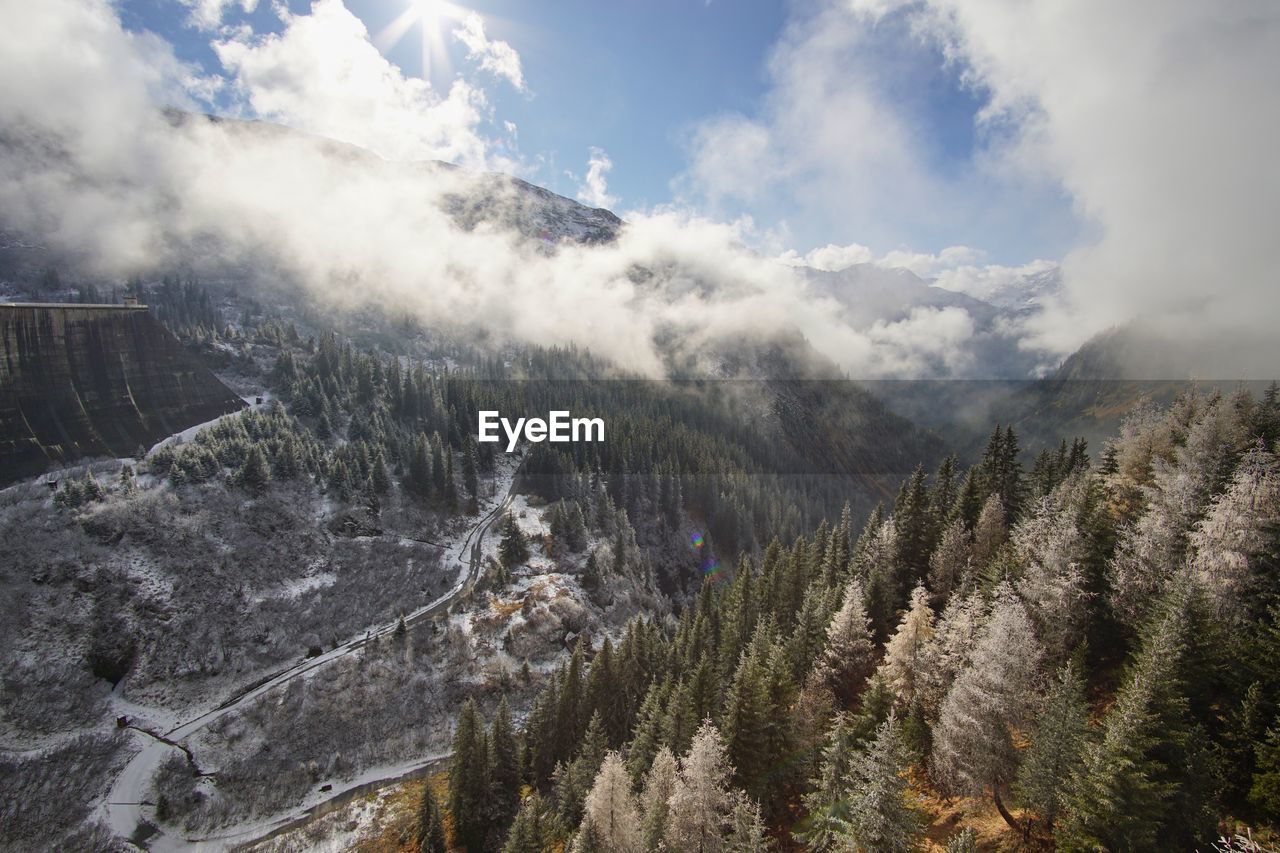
[115,0,1079,265]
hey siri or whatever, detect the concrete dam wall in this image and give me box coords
[0,304,246,485]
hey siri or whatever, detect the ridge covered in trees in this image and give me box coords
[439,384,1280,851]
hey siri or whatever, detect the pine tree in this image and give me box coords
[835,713,927,853]
[1188,446,1280,623]
[558,711,608,829]
[664,721,739,853]
[240,443,271,491]
[726,793,769,851]
[918,590,987,720]
[861,518,903,638]
[931,584,1041,830]
[927,517,971,606]
[814,577,877,708]
[490,696,521,827]
[415,783,447,853]
[410,434,431,499]
[450,699,490,852]
[722,632,772,802]
[500,512,530,569]
[798,713,858,851]
[878,585,934,707]
[1013,489,1092,664]
[371,448,391,495]
[463,441,480,513]
[503,792,552,853]
[1059,581,1219,851]
[893,465,934,589]
[639,746,678,851]
[1015,657,1088,829]
[574,752,641,853]
[118,464,137,496]
[1250,719,1280,818]
[970,493,1006,572]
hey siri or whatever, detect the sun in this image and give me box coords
[411,0,445,27]
[375,0,466,81]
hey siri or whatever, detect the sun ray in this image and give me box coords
[374,0,467,82]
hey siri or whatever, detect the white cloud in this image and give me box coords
[181,0,258,31]
[212,0,499,166]
[778,242,874,271]
[846,0,1280,360]
[570,148,618,210]
[0,0,987,381]
[677,2,1052,256]
[453,12,526,93]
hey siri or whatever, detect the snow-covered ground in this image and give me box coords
[99,454,523,851]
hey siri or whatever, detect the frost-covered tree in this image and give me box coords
[878,585,934,706]
[918,590,987,720]
[1188,447,1280,622]
[1110,394,1247,628]
[664,721,742,853]
[861,518,903,637]
[725,793,769,852]
[574,752,641,853]
[1013,486,1093,664]
[970,493,1007,572]
[931,584,1041,829]
[813,578,877,708]
[639,746,677,851]
[834,713,926,853]
[927,517,971,606]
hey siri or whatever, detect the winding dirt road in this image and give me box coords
[104,466,520,851]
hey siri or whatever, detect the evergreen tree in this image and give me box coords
[834,713,927,853]
[500,512,531,569]
[723,631,773,803]
[927,517,971,606]
[893,465,934,589]
[450,699,490,852]
[1016,657,1088,830]
[118,464,137,496]
[1188,446,1280,623]
[814,577,877,708]
[503,792,553,853]
[639,746,677,851]
[415,783,447,853]
[1013,488,1093,664]
[1059,581,1219,851]
[970,493,1006,572]
[490,696,521,828]
[931,584,1041,830]
[573,752,641,853]
[371,448,391,495]
[798,713,858,851]
[463,440,480,513]
[664,721,740,853]
[1250,719,1280,819]
[240,444,271,491]
[878,585,934,707]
